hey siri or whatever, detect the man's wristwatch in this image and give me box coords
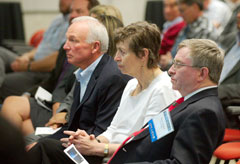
[104,144,109,157]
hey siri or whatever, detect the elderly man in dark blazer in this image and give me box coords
[108,39,225,164]
[28,16,131,164]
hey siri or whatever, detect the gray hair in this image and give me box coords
[178,39,224,84]
[72,16,109,53]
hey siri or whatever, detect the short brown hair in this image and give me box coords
[178,0,203,10]
[87,0,100,10]
[178,39,224,84]
[114,21,161,69]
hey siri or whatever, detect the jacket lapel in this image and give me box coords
[171,88,218,117]
[222,60,240,83]
[75,54,109,110]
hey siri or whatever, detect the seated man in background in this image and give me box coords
[159,0,185,70]
[0,0,72,102]
[218,11,240,128]
[108,39,225,164]
[218,4,240,50]
[28,16,131,164]
[203,0,232,34]
[170,0,219,58]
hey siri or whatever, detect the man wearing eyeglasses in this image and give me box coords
[108,39,225,164]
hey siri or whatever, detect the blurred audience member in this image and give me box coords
[218,4,240,50]
[218,11,240,127]
[90,5,124,57]
[159,0,185,70]
[108,39,225,164]
[203,0,232,34]
[171,0,218,58]
[0,0,72,102]
[89,4,123,22]
[225,0,240,10]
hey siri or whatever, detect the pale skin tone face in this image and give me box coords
[178,3,202,24]
[69,0,90,22]
[163,0,180,21]
[114,40,143,77]
[64,22,100,69]
[168,47,202,96]
[59,0,72,14]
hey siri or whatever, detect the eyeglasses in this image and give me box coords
[171,60,200,69]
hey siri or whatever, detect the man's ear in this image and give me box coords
[92,41,101,54]
[198,67,209,82]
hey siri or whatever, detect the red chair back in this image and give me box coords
[29,29,45,48]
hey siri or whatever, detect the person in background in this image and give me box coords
[203,0,232,34]
[159,0,185,71]
[218,11,240,128]
[108,39,225,164]
[89,4,123,22]
[89,4,124,57]
[0,0,72,102]
[225,0,240,11]
[218,4,240,50]
[170,0,218,58]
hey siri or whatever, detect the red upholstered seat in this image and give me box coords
[214,142,240,160]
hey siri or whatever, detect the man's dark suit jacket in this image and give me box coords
[109,88,225,164]
[48,54,131,140]
[218,41,240,107]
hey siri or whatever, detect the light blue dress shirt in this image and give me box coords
[74,55,103,102]
[34,14,69,61]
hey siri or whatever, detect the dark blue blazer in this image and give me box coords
[50,54,131,140]
[109,88,225,164]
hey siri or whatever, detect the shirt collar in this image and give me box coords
[184,86,217,101]
[74,54,103,83]
[163,16,183,32]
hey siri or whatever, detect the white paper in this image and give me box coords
[35,127,61,135]
[35,86,52,111]
[35,86,52,102]
[64,144,89,164]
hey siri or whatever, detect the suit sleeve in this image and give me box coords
[86,74,128,137]
[56,82,75,116]
[125,109,223,164]
[218,84,240,104]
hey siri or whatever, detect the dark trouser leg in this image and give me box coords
[28,138,75,164]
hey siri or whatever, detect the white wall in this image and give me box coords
[0,0,151,42]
